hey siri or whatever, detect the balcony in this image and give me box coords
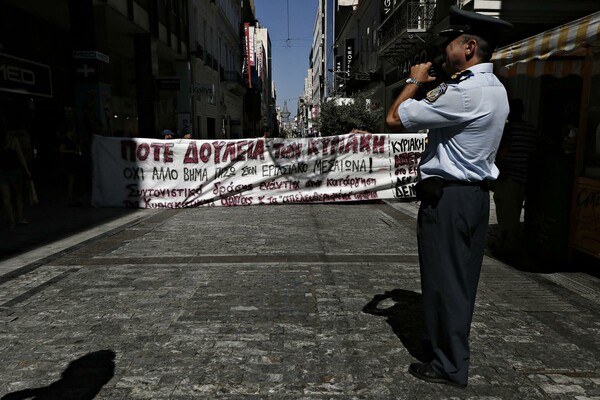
[192,43,204,60]
[378,0,436,59]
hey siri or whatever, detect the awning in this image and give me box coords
[492,11,600,77]
[495,58,600,78]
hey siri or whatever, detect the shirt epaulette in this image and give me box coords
[448,69,474,84]
[425,83,448,103]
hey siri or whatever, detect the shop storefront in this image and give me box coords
[493,12,600,267]
[0,2,74,187]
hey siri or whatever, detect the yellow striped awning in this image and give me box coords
[492,11,600,77]
[495,58,600,78]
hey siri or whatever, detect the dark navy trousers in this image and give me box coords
[417,184,490,385]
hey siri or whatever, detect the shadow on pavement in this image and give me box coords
[0,187,136,262]
[1,350,116,400]
[362,289,434,363]
[486,223,600,279]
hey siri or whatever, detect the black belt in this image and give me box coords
[441,179,489,189]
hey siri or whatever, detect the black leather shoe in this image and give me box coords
[408,363,467,389]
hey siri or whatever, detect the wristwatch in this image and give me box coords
[405,77,422,87]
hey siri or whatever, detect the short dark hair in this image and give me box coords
[462,34,493,62]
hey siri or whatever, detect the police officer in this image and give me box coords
[386,6,512,389]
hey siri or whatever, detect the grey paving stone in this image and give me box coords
[0,203,599,399]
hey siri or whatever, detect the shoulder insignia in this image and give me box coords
[448,69,474,83]
[425,82,448,103]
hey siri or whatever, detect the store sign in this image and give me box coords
[190,83,213,96]
[383,0,393,18]
[571,180,600,257]
[0,53,52,98]
[257,45,264,80]
[73,50,110,64]
[190,83,216,105]
[156,77,180,90]
[248,26,256,67]
[400,49,428,77]
[345,39,354,77]
[335,55,344,88]
[244,23,253,88]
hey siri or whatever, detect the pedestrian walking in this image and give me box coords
[385,6,513,389]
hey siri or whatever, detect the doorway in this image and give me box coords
[207,117,216,139]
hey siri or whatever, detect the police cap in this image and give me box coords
[439,6,512,45]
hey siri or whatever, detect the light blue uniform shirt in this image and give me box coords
[399,63,509,182]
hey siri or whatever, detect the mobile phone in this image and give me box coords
[428,61,445,78]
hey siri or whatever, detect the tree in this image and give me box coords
[316,92,383,136]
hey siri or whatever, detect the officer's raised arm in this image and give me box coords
[385,63,435,132]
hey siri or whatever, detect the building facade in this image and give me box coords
[189,0,246,139]
[0,0,190,189]
[294,68,314,137]
[0,0,279,196]
[255,25,276,133]
[333,0,385,130]
[330,0,600,266]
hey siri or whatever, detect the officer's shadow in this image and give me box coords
[1,350,116,400]
[362,289,433,362]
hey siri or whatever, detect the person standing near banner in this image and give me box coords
[385,6,512,389]
[261,125,272,138]
[179,128,192,139]
[159,129,177,140]
[0,119,32,227]
[58,124,84,207]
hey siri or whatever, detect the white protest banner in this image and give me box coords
[91,133,426,208]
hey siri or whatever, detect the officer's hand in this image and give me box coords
[409,62,437,85]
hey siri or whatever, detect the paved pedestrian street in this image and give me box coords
[1,203,599,399]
